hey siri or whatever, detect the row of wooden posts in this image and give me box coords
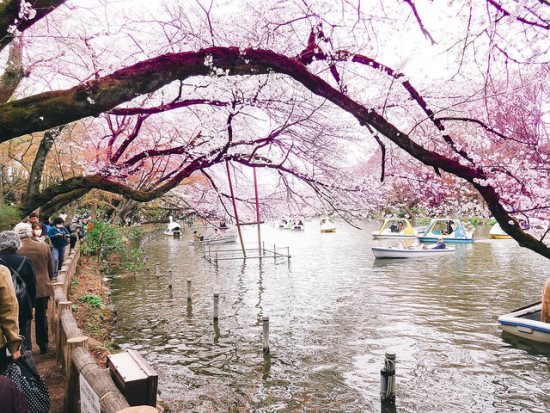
[51,243,157,413]
[151,260,271,353]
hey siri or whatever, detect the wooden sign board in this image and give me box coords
[80,373,101,413]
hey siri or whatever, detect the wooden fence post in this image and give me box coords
[56,301,72,366]
[63,336,89,413]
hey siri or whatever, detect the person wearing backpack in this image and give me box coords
[14,223,54,355]
[0,232,37,353]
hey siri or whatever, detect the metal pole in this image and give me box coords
[213,293,220,320]
[273,244,276,261]
[262,316,270,353]
[253,167,262,256]
[187,280,192,301]
[226,161,246,258]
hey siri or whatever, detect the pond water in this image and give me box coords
[110,221,550,412]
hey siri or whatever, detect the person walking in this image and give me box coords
[67,218,82,251]
[0,231,37,353]
[47,217,69,279]
[0,263,22,372]
[28,212,48,235]
[14,223,54,355]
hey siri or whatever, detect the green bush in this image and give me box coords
[0,205,23,231]
[81,220,124,261]
[79,293,103,308]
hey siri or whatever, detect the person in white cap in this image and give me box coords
[14,222,54,354]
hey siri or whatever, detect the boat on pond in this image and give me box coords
[372,218,418,240]
[497,302,550,344]
[188,234,237,246]
[489,223,512,239]
[293,219,304,231]
[418,218,474,243]
[320,217,336,233]
[163,216,182,236]
[371,245,456,259]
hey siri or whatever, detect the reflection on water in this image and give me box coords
[111,222,550,412]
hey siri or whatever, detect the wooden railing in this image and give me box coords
[51,243,157,413]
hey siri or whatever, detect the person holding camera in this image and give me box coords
[47,217,70,279]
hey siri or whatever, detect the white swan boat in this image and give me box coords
[498,302,550,344]
[372,218,418,240]
[163,216,182,236]
[371,245,456,259]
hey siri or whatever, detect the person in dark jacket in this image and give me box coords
[0,264,22,373]
[47,217,69,279]
[0,231,37,352]
[0,376,29,413]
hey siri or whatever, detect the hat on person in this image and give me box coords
[0,231,21,252]
[13,222,33,239]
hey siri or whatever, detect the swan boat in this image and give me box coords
[418,218,474,243]
[371,245,456,259]
[498,302,550,344]
[489,223,512,239]
[372,218,418,240]
[163,216,182,236]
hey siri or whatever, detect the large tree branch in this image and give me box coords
[0,38,24,103]
[1,46,547,258]
[0,0,66,52]
[26,125,64,198]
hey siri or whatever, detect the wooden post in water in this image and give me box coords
[56,301,72,365]
[380,351,396,403]
[262,316,270,353]
[156,262,160,278]
[63,336,89,413]
[213,293,220,320]
[187,280,192,301]
[168,270,173,289]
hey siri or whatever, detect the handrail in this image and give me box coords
[52,242,155,413]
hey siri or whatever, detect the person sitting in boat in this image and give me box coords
[213,228,223,239]
[432,238,446,249]
[390,222,399,232]
[193,231,202,242]
[398,221,404,232]
[541,277,550,323]
[219,221,227,229]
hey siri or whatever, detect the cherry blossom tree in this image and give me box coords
[0,0,548,258]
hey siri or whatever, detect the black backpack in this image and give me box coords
[0,257,29,309]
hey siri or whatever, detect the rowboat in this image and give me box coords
[497,302,550,344]
[371,245,456,259]
[489,223,512,239]
[418,218,474,243]
[188,234,237,246]
[372,218,418,240]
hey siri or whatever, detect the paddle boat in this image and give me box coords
[489,222,512,239]
[371,244,456,259]
[418,218,474,243]
[372,218,418,240]
[320,217,336,233]
[188,232,237,246]
[498,302,550,344]
[293,218,304,231]
[163,216,182,236]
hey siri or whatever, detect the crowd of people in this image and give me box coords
[0,211,92,412]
